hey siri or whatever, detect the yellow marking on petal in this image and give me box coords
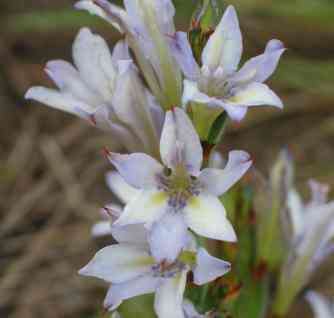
[151,192,168,205]
[188,196,201,209]
[132,256,156,267]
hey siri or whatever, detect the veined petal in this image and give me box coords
[168,32,200,81]
[227,82,283,109]
[114,190,168,227]
[104,275,160,311]
[72,28,116,100]
[79,244,154,284]
[25,87,94,116]
[202,5,242,75]
[184,193,237,242]
[160,108,203,175]
[232,39,285,84]
[106,171,139,204]
[154,270,188,318]
[149,213,188,262]
[106,152,163,189]
[306,291,333,318]
[199,150,252,196]
[111,224,148,245]
[75,0,124,32]
[193,248,231,285]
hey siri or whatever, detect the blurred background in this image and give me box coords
[0,0,333,317]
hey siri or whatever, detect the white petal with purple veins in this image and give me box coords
[193,248,231,285]
[184,193,237,242]
[79,244,154,284]
[199,150,252,196]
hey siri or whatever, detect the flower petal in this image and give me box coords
[106,152,163,189]
[228,82,283,109]
[193,248,231,285]
[45,60,102,106]
[25,87,93,116]
[75,0,124,32]
[199,150,252,196]
[104,275,160,311]
[168,32,200,81]
[182,300,203,318]
[72,28,116,100]
[154,270,188,318]
[160,108,203,175]
[114,190,168,228]
[232,39,285,84]
[184,194,237,242]
[106,171,139,204]
[79,244,154,284]
[306,291,333,318]
[149,213,188,262]
[111,40,131,64]
[111,224,148,245]
[202,5,242,75]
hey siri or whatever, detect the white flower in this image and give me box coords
[306,291,334,318]
[79,227,230,318]
[105,107,252,262]
[25,28,163,157]
[169,5,285,121]
[75,0,183,109]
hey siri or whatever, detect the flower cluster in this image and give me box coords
[25,1,288,317]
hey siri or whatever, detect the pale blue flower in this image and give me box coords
[169,5,285,121]
[105,108,252,262]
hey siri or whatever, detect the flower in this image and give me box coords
[273,177,334,314]
[75,0,183,110]
[79,226,230,318]
[306,291,334,318]
[105,107,252,262]
[25,28,163,157]
[169,5,285,122]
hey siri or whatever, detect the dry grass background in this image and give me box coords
[1,1,334,317]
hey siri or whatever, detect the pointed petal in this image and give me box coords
[104,275,160,311]
[75,0,124,32]
[168,32,200,81]
[228,82,283,109]
[184,194,237,242]
[232,39,285,84]
[114,190,168,227]
[92,221,111,237]
[160,108,203,175]
[306,291,333,318]
[111,224,148,244]
[79,244,154,284]
[106,152,163,189]
[149,213,188,262]
[193,248,231,285]
[308,179,329,207]
[106,171,140,204]
[154,270,188,318]
[111,40,131,64]
[199,150,252,196]
[25,87,94,116]
[202,5,242,74]
[72,28,116,100]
